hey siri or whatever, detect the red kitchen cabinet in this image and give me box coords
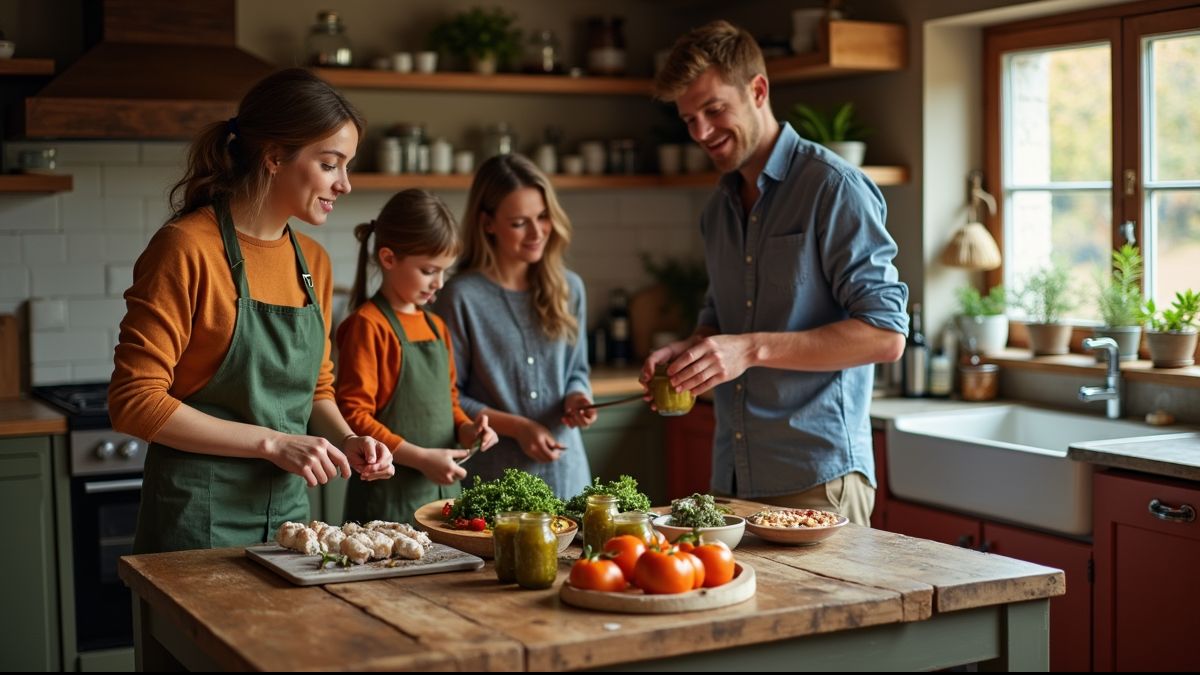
[885,498,981,548]
[983,521,1092,672]
[663,400,714,500]
[871,429,889,529]
[1094,470,1200,671]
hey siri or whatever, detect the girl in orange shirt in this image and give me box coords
[337,189,498,525]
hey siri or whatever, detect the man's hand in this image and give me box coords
[663,334,755,396]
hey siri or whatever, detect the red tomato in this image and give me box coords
[676,550,706,589]
[633,548,694,595]
[569,556,627,592]
[602,535,646,583]
[690,541,735,588]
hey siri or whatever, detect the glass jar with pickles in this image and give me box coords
[492,511,522,584]
[651,363,695,416]
[583,494,619,552]
[515,512,558,590]
[612,511,655,546]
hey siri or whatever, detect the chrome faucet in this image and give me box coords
[1079,336,1121,419]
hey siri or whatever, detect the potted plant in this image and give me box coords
[956,284,1007,354]
[429,7,522,75]
[1139,290,1200,367]
[787,101,870,167]
[1015,262,1076,355]
[1094,244,1145,361]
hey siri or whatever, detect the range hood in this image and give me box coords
[21,0,275,140]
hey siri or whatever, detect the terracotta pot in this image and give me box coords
[1026,322,1072,355]
[1145,329,1198,368]
[1093,326,1142,361]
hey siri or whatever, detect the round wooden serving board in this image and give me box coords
[413,499,576,560]
[559,562,756,614]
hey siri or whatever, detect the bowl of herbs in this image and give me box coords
[652,493,745,550]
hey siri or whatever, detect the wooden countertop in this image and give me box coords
[1069,432,1200,481]
[119,498,1062,671]
[0,397,66,437]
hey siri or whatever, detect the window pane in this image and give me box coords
[1006,44,1111,185]
[1150,190,1200,306]
[1006,190,1110,321]
[1149,33,1200,181]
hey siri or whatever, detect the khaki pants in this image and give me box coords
[762,472,875,527]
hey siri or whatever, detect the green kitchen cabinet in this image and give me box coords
[0,435,61,671]
[580,401,666,506]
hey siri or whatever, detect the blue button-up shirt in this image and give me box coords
[697,123,909,498]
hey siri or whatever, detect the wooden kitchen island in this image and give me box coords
[118,499,1062,671]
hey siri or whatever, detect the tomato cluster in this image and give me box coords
[566,532,736,595]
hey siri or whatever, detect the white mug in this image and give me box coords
[657,144,683,175]
[579,141,606,175]
[561,154,584,176]
[392,52,413,73]
[454,150,475,174]
[415,51,438,74]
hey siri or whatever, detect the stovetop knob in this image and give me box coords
[119,440,141,459]
[95,441,116,460]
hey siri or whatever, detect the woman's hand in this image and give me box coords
[263,434,353,487]
[417,447,469,485]
[343,434,395,481]
[562,392,598,429]
[515,419,566,463]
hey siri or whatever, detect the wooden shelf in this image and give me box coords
[351,165,907,191]
[0,58,54,77]
[985,348,1200,389]
[768,20,907,84]
[0,174,73,193]
[314,68,653,96]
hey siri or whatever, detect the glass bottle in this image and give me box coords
[612,511,655,546]
[605,288,631,367]
[482,122,517,160]
[306,11,353,67]
[515,512,558,590]
[492,511,521,584]
[586,17,627,76]
[582,494,619,553]
[903,302,930,398]
[523,29,563,74]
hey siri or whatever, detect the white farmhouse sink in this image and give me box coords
[887,404,1171,536]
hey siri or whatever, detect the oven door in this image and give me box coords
[70,473,141,652]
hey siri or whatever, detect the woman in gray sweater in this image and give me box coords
[434,154,595,499]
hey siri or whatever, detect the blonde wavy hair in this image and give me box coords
[459,154,578,343]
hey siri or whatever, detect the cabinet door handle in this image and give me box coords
[978,540,992,553]
[1148,499,1196,523]
[955,534,973,548]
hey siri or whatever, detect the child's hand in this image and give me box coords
[562,392,598,429]
[419,447,469,485]
[344,435,394,481]
[473,413,499,452]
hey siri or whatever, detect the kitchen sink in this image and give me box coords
[886,404,1174,536]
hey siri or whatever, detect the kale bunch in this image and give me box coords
[449,468,563,525]
[668,493,729,528]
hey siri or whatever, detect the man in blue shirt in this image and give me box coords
[642,20,909,526]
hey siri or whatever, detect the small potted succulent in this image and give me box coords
[1139,290,1199,367]
[428,7,522,75]
[1015,262,1076,355]
[956,284,1008,354]
[1094,244,1145,360]
[787,101,870,166]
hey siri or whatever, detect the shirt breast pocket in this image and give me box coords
[760,233,808,288]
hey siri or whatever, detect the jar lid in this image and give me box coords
[959,363,999,374]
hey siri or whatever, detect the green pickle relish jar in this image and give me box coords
[612,511,655,545]
[492,511,522,584]
[583,494,619,553]
[515,512,558,589]
[651,363,695,416]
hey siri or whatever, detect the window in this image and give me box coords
[986,4,1200,322]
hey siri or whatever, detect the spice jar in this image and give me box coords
[515,512,558,590]
[306,11,353,67]
[959,357,999,401]
[586,17,627,76]
[492,511,521,584]
[651,363,695,416]
[612,511,654,546]
[582,494,618,553]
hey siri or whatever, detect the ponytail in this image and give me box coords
[348,220,376,311]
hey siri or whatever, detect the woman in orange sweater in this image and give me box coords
[109,69,394,554]
[336,189,498,525]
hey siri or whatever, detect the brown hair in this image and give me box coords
[167,68,365,222]
[349,189,460,311]
[652,20,766,102]
[459,154,578,343]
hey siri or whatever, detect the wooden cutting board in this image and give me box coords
[245,542,484,586]
[559,562,755,613]
[0,315,20,399]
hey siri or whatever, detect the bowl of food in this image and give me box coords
[652,513,745,550]
[745,508,848,545]
[413,499,576,559]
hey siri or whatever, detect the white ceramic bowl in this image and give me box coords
[0,41,15,59]
[652,514,745,550]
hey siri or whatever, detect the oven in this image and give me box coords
[33,385,145,669]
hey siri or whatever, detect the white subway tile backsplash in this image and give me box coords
[617,190,697,226]
[0,195,58,232]
[55,142,141,165]
[30,298,67,330]
[68,298,126,329]
[102,198,147,231]
[0,234,21,264]
[68,234,107,262]
[103,234,148,263]
[72,361,116,383]
[102,166,173,199]
[31,263,105,297]
[20,233,67,264]
[106,265,135,296]
[139,142,188,166]
[32,363,72,386]
[31,329,113,364]
[58,165,103,197]
[60,195,107,232]
[559,193,619,225]
[0,267,30,299]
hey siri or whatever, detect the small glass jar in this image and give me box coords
[482,122,517,160]
[959,362,999,401]
[651,364,695,416]
[515,512,558,590]
[306,11,353,67]
[585,16,627,76]
[583,494,619,553]
[377,137,402,175]
[523,29,563,74]
[492,511,522,584]
[612,511,654,546]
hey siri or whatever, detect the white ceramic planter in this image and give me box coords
[824,141,865,167]
[957,314,1008,354]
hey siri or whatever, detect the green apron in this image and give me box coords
[343,293,459,525]
[133,202,324,553]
